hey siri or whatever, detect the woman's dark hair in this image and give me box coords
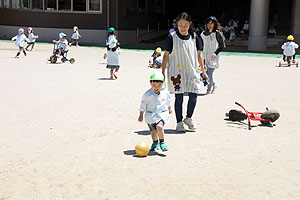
[205,16,218,32]
[176,12,195,38]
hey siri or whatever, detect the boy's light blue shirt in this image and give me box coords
[139,88,171,124]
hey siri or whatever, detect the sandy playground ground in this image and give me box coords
[0,41,300,200]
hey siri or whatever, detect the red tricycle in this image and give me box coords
[279,56,298,67]
[226,102,280,130]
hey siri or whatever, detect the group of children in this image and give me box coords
[11,26,82,58]
[11,28,37,58]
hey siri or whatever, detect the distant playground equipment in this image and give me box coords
[49,42,75,64]
[226,102,280,130]
[278,56,298,67]
[135,142,150,157]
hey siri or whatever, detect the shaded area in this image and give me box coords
[135,129,196,135]
[123,150,166,157]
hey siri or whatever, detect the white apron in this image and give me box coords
[200,31,220,69]
[167,32,201,94]
[106,35,120,66]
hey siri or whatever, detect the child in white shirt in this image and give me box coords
[281,35,299,63]
[25,27,38,51]
[104,27,121,79]
[138,71,172,152]
[53,32,69,56]
[69,26,81,47]
[11,28,30,58]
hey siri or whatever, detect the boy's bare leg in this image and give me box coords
[113,68,119,79]
[156,124,165,140]
[156,124,168,151]
[151,130,158,141]
[110,69,114,79]
[31,43,35,50]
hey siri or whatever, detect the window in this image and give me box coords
[73,0,86,11]
[89,0,100,11]
[138,0,145,13]
[59,0,71,10]
[4,0,9,8]
[21,0,30,9]
[11,0,20,8]
[32,0,43,9]
[45,0,56,10]
[4,0,101,12]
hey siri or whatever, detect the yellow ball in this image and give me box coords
[135,142,150,157]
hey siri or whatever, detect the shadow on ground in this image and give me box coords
[135,129,196,135]
[98,77,114,80]
[123,150,166,157]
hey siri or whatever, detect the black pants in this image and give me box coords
[283,54,296,61]
[175,93,197,123]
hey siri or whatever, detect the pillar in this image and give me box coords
[248,0,270,51]
[291,0,300,44]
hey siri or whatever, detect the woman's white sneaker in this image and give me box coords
[176,122,186,132]
[183,117,196,130]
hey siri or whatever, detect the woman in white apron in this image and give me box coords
[106,27,120,79]
[162,12,209,132]
[200,16,225,94]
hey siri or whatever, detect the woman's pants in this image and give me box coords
[175,93,197,123]
[207,67,216,92]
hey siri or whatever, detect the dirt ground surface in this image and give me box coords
[0,41,299,200]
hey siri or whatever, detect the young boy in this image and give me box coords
[148,47,162,68]
[53,32,69,57]
[138,71,172,151]
[281,35,299,63]
[69,26,81,47]
[11,28,30,58]
[25,27,38,51]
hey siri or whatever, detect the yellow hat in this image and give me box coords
[287,35,294,41]
[155,47,162,53]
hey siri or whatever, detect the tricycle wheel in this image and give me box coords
[228,109,248,121]
[69,58,75,64]
[50,55,57,63]
[261,109,280,122]
[260,121,271,125]
[61,57,67,63]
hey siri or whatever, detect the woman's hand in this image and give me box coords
[203,71,210,82]
[211,53,217,59]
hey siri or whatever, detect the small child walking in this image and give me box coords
[25,27,38,51]
[69,26,81,47]
[105,27,120,79]
[138,71,172,151]
[11,28,30,58]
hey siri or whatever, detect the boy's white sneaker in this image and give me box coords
[176,122,186,132]
[183,117,197,130]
